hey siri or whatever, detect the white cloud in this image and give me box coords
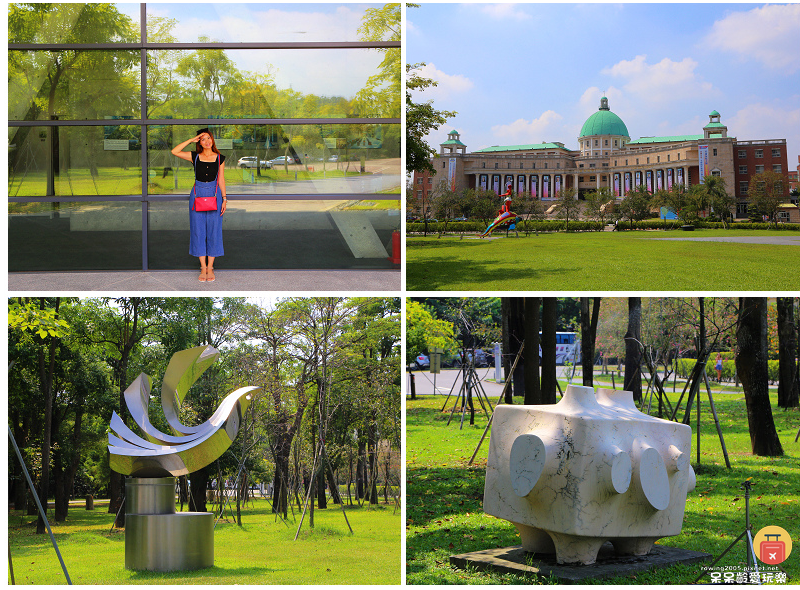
[479,4,532,21]
[601,55,714,105]
[704,4,800,73]
[410,63,474,102]
[728,103,800,144]
[490,110,564,144]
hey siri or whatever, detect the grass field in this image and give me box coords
[8,166,383,198]
[9,497,401,585]
[406,387,800,584]
[405,230,800,291]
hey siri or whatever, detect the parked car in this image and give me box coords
[270,156,297,166]
[328,155,339,162]
[452,217,468,222]
[414,353,430,369]
[237,156,271,169]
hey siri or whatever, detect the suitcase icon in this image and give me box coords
[760,534,785,564]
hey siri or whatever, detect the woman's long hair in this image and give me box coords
[195,130,221,156]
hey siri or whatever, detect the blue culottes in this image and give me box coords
[189,179,224,257]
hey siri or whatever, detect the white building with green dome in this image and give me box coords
[413,97,789,219]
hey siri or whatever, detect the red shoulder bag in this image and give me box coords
[191,154,220,211]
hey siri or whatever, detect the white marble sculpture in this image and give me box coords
[484,384,696,565]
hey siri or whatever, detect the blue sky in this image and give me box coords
[118,3,384,97]
[407,3,800,165]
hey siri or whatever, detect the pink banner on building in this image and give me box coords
[667,169,674,189]
[614,174,620,197]
[479,174,488,190]
[530,175,538,198]
[656,170,663,191]
[543,175,550,200]
[517,176,525,195]
[625,172,631,194]
[554,175,561,198]
[646,170,653,193]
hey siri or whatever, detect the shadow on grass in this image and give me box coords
[406,237,575,291]
[127,564,277,581]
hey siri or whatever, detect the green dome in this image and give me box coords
[579,97,629,138]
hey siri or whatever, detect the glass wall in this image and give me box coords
[8,3,401,271]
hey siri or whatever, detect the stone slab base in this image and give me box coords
[450,543,712,583]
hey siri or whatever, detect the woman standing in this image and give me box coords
[171,129,227,282]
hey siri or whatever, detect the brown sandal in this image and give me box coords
[207,268,215,282]
[199,269,207,282]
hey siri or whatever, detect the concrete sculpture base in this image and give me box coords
[484,385,696,565]
[450,543,712,583]
[125,477,213,571]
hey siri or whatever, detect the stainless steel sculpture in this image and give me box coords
[108,345,259,571]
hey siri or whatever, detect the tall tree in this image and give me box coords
[776,297,800,408]
[539,298,558,403]
[624,297,642,402]
[748,171,791,227]
[735,298,784,456]
[502,298,526,399]
[523,297,540,405]
[581,297,601,387]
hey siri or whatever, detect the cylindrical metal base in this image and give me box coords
[125,477,213,571]
[125,512,213,571]
[127,477,176,515]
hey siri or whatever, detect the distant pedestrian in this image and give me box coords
[715,352,723,381]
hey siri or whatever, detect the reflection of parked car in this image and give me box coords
[270,156,297,166]
[414,354,430,369]
[328,155,339,162]
[237,156,271,169]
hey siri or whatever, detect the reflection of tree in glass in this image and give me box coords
[9,4,139,195]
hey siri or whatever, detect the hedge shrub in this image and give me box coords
[675,358,780,382]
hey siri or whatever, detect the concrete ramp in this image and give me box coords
[329,211,388,258]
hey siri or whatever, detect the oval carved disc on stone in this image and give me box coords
[611,451,632,494]
[639,447,670,510]
[510,434,546,497]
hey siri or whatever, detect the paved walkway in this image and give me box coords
[646,236,800,245]
[8,269,401,292]
[407,367,751,398]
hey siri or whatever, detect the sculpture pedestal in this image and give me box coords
[125,477,213,571]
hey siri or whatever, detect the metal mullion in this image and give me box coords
[9,196,144,203]
[140,3,149,271]
[148,194,401,201]
[9,41,399,51]
[9,118,400,127]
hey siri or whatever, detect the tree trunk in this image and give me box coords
[326,462,341,505]
[503,297,526,398]
[316,455,327,509]
[523,297,540,404]
[356,437,366,499]
[368,424,378,505]
[36,297,60,535]
[179,476,188,511]
[13,462,27,511]
[189,467,209,513]
[624,297,642,402]
[736,297,784,456]
[540,298,558,403]
[581,297,601,387]
[53,458,68,522]
[777,297,800,408]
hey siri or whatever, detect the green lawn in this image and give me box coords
[8,166,375,198]
[406,390,800,584]
[9,497,401,585]
[405,230,800,290]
